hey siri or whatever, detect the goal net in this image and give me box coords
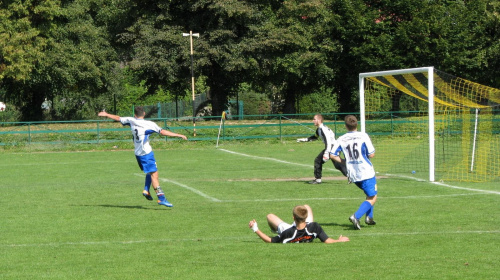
[359,67,500,182]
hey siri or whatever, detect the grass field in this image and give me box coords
[1,140,499,279]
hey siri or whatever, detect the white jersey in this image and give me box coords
[332,131,375,182]
[120,117,163,156]
[309,123,337,154]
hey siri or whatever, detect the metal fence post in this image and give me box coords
[279,115,282,141]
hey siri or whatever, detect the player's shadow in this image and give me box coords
[79,204,169,211]
[318,222,342,227]
[303,181,326,185]
[319,222,359,231]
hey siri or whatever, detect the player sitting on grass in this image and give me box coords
[248,205,349,243]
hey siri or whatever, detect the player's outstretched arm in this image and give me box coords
[249,219,272,243]
[160,129,188,140]
[98,111,121,122]
[324,235,350,244]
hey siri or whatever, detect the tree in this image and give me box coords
[116,0,265,117]
[0,0,119,121]
[247,0,342,114]
[327,0,500,113]
[0,0,54,120]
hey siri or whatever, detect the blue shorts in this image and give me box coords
[355,176,378,197]
[136,152,158,174]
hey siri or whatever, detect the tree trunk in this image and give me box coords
[282,87,297,114]
[20,87,45,122]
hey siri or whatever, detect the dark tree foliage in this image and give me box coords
[0,0,118,120]
[1,0,498,121]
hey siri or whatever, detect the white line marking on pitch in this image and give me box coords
[223,193,486,203]
[133,173,221,202]
[383,172,500,195]
[135,171,486,203]
[220,149,500,195]
[357,230,500,237]
[219,148,312,168]
[3,230,498,247]
[431,181,500,195]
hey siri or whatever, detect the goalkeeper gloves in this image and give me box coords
[323,153,330,162]
[297,138,309,143]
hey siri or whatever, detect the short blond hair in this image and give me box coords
[314,114,324,122]
[292,205,308,223]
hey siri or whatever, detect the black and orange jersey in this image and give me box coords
[271,222,329,243]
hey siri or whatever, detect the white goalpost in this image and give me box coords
[359,67,436,181]
[359,66,499,183]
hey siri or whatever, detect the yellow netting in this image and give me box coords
[364,69,499,182]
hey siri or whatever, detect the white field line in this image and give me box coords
[2,160,127,167]
[133,173,221,202]
[222,193,487,203]
[383,172,500,195]
[132,149,498,203]
[220,149,500,196]
[219,148,321,170]
[135,172,487,203]
[3,230,499,248]
[356,230,500,237]
[430,180,500,195]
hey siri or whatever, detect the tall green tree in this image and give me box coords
[326,0,500,112]
[247,0,343,114]
[116,0,265,117]
[0,0,118,121]
[0,0,54,120]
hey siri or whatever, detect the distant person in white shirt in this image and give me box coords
[98,106,187,207]
[331,115,377,229]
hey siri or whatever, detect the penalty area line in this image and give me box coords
[3,230,498,248]
[218,148,342,173]
[219,149,499,196]
[384,173,500,195]
[431,181,500,195]
[133,173,221,202]
[357,230,500,237]
[224,192,486,203]
[218,148,310,168]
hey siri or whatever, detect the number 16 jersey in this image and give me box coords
[332,131,375,182]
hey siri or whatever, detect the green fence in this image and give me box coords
[0,114,332,145]
[1,112,499,146]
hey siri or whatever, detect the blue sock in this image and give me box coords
[355,201,372,219]
[144,174,152,192]
[366,204,374,218]
[157,193,165,202]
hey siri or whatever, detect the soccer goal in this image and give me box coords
[359,67,500,182]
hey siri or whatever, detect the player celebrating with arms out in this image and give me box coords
[330,115,377,229]
[98,107,187,207]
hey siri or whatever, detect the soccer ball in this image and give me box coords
[0,102,6,112]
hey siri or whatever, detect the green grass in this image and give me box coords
[1,140,499,279]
